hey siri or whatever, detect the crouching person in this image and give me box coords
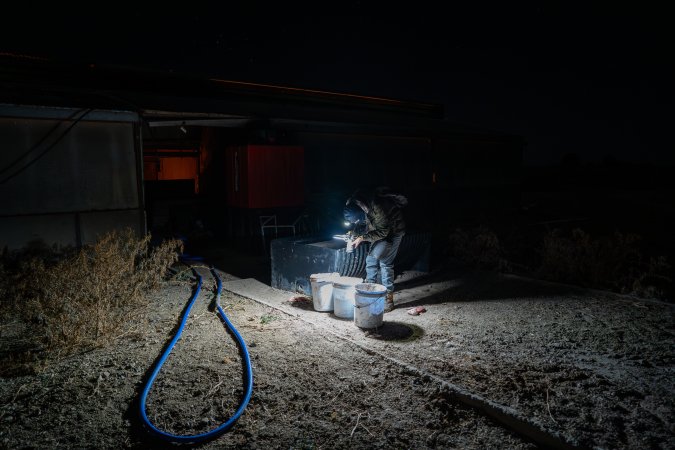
[343,187,407,312]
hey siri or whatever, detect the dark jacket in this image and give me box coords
[353,189,406,243]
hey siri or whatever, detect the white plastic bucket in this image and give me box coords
[354,283,386,328]
[332,277,362,319]
[310,272,339,312]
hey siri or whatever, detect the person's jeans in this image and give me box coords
[365,232,404,293]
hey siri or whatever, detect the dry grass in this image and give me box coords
[537,228,671,297]
[447,226,507,271]
[445,225,672,300]
[0,228,182,375]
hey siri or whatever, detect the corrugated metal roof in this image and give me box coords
[0,54,522,142]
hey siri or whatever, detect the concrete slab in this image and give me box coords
[220,275,581,450]
[220,274,483,360]
[221,277,353,337]
[221,275,453,328]
[395,279,464,304]
[222,278,291,308]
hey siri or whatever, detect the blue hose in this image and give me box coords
[139,267,254,444]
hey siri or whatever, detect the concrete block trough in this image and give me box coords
[270,232,431,294]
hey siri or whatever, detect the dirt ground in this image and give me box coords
[1,265,673,449]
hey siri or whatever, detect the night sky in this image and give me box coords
[2,3,673,166]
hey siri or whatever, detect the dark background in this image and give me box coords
[2,2,673,167]
[1,2,674,295]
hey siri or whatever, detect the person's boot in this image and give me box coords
[384,291,395,313]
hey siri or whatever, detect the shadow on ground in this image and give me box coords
[187,238,583,311]
[186,238,271,284]
[395,266,582,309]
[361,322,425,342]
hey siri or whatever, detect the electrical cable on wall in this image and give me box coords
[0,108,92,184]
[0,117,65,176]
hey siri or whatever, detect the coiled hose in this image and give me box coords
[139,266,253,444]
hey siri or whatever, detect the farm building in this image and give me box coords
[0,54,523,250]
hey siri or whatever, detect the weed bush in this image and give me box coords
[537,228,671,297]
[0,228,182,374]
[444,225,671,299]
[447,226,506,270]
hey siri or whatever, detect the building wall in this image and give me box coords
[224,145,305,209]
[0,105,144,249]
[143,152,200,193]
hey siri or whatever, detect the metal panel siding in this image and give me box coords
[225,145,250,208]
[79,210,143,245]
[0,210,143,250]
[225,145,304,208]
[0,214,78,249]
[158,157,198,181]
[0,118,138,215]
[0,106,144,249]
[247,145,304,209]
[0,104,138,122]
